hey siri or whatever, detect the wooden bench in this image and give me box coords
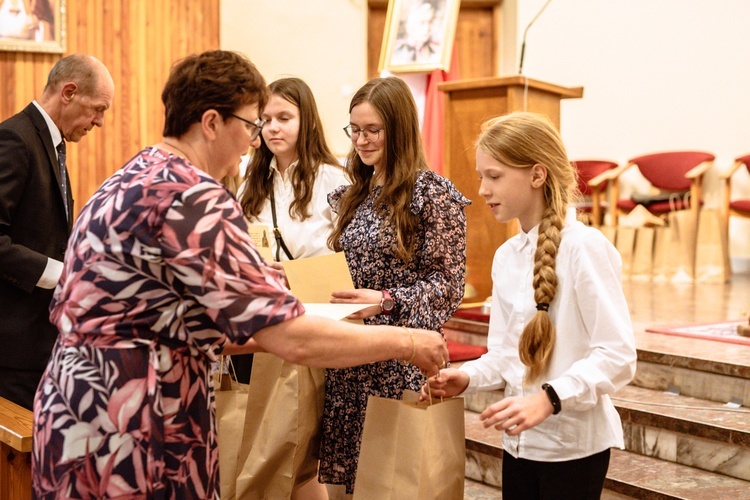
[0,397,32,500]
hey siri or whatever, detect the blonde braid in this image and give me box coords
[519,206,563,384]
[475,111,575,385]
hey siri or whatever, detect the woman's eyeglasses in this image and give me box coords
[229,113,266,141]
[343,125,382,143]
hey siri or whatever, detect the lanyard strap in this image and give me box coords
[269,182,294,261]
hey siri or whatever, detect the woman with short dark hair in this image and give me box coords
[31,51,448,499]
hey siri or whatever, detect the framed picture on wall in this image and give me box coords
[378,0,460,73]
[0,0,65,53]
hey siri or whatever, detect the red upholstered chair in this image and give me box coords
[721,154,750,243]
[572,160,617,227]
[607,151,714,226]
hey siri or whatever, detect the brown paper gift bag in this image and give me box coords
[215,356,249,500]
[631,226,655,281]
[652,224,670,282]
[352,390,465,500]
[614,226,636,279]
[695,208,731,283]
[663,209,698,283]
[235,353,325,500]
[598,225,617,246]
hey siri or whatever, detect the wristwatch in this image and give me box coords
[541,383,561,415]
[380,290,395,315]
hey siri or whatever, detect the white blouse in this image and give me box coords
[459,214,637,461]
[242,158,349,261]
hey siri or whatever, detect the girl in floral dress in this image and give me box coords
[320,76,470,496]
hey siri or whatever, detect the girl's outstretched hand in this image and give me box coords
[330,288,382,319]
[479,391,553,436]
[419,368,470,400]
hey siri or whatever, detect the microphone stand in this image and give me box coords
[518,0,553,75]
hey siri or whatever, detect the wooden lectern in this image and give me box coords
[438,76,583,302]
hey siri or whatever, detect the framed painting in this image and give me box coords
[0,0,65,53]
[378,0,460,73]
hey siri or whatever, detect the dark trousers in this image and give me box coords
[502,448,610,500]
[0,366,44,411]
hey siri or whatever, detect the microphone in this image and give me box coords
[518,0,553,75]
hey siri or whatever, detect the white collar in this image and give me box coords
[32,100,63,149]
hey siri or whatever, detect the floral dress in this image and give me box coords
[319,170,470,493]
[31,148,303,499]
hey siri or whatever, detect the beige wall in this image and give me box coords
[512,0,750,264]
[221,0,367,158]
[221,0,750,263]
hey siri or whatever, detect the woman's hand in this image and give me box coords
[330,288,382,319]
[408,328,451,378]
[479,391,553,435]
[419,368,470,400]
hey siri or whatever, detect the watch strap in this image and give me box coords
[541,383,561,415]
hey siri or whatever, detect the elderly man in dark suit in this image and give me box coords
[0,54,114,410]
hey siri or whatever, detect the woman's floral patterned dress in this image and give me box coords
[319,170,470,493]
[31,148,303,499]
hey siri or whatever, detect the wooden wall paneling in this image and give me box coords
[0,0,220,217]
[102,0,118,184]
[367,4,387,79]
[453,6,496,78]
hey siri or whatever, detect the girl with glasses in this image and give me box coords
[320,76,470,497]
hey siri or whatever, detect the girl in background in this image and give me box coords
[321,76,470,497]
[424,112,637,499]
[238,77,347,500]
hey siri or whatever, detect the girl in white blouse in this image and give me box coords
[238,77,348,500]
[425,112,637,499]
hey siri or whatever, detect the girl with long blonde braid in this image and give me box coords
[424,112,637,499]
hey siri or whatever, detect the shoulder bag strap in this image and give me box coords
[269,181,295,261]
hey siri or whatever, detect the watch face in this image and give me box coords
[382,299,394,311]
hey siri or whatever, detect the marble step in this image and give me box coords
[615,384,750,482]
[463,477,501,499]
[631,346,750,407]
[464,409,750,499]
[462,382,750,482]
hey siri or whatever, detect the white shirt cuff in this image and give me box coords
[37,258,63,289]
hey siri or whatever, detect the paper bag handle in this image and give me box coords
[218,355,240,390]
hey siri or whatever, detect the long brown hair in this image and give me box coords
[241,77,339,221]
[327,77,428,262]
[476,112,576,384]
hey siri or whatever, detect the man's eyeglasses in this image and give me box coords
[343,125,383,143]
[229,113,266,141]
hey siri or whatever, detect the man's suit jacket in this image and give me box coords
[0,103,74,371]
